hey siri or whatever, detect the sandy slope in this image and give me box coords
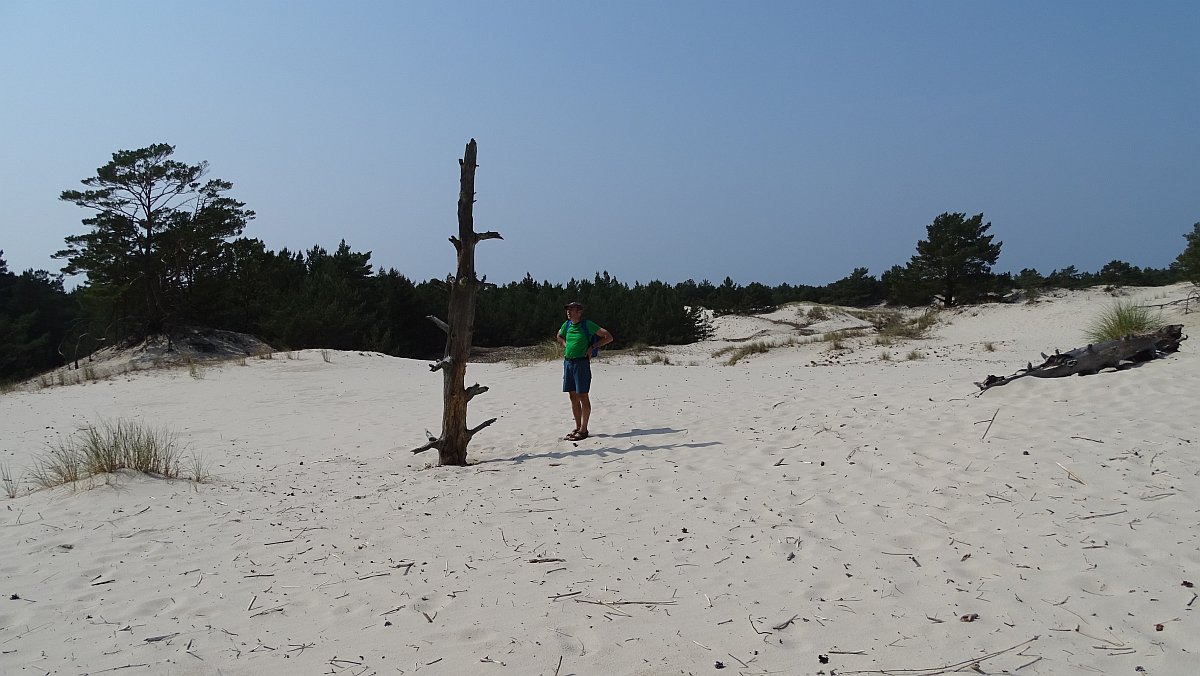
[1,285,1197,676]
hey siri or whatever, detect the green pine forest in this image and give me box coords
[3,144,1198,384]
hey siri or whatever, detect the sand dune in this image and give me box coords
[2,285,1197,675]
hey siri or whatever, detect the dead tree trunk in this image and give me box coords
[975,324,1186,392]
[411,139,502,465]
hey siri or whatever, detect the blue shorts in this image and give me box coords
[563,357,592,394]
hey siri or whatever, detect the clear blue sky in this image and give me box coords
[2,1,1197,287]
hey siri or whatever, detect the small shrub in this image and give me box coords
[983,341,996,352]
[880,351,891,362]
[906,350,924,361]
[1085,300,1163,343]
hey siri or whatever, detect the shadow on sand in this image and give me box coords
[483,427,717,464]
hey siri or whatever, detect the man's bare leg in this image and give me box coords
[576,393,591,435]
[569,392,584,434]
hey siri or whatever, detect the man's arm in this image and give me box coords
[594,327,614,349]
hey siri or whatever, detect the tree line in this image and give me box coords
[2,144,1198,384]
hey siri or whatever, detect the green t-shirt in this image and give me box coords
[559,320,601,359]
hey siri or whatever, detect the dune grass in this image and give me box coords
[1085,300,1164,343]
[29,419,204,489]
[2,463,19,498]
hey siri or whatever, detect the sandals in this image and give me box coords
[563,430,589,441]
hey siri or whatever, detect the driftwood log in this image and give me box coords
[976,324,1186,392]
[411,140,502,465]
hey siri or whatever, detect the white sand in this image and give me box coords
[2,285,1198,675]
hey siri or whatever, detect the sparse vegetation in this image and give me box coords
[823,328,866,343]
[875,309,938,339]
[906,350,924,360]
[2,463,19,498]
[510,339,564,367]
[880,351,891,361]
[636,353,672,366]
[1085,300,1164,343]
[320,349,332,363]
[29,419,194,489]
[806,305,831,321]
[719,341,772,365]
[983,341,996,352]
[187,358,203,379]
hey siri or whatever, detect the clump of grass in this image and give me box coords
[30,420,192,489]
[320,349,332,363]
[880,351,891,362]
[878,309,939,339]
[258,351,274,360]
[906,350,924,361]
[874,335,894,347]
[187,358,204,380]
[806,306,831,321]
[636,353,672,366]
[823,328,866,343]
[1085,300,1163,343]
[186,452,212,483]
[511,339,564,367]
[983,341,996,352]
[722,341,771,365]
[2,463,20,498]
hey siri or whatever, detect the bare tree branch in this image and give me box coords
[467,418,499,439]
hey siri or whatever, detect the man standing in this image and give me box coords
[556,301,614,441]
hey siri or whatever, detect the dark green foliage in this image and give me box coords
[1174,222,1200,285]
[56,144,255,336]
[474,271,712,348]
[0,252,75,380]
[906,212,1002,307]
[822,268,884,307]
[1013,268,1046,290]
[881,264,934,306]
[1096,260,1142,286]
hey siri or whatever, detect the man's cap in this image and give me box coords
[564,301,584,309]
